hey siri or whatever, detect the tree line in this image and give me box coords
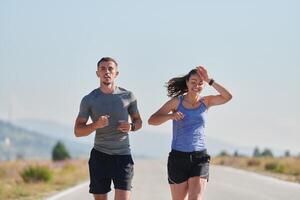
[218,147,297,158]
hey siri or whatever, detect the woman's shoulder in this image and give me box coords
[169,96,181,103]
[166,96,182,110]
[200,95,212,108]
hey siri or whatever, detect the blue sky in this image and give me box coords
[1,0,299,154]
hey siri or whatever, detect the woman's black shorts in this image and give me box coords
[167,149,210,184]
[88,148,134,194]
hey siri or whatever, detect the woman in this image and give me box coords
[148,66,232,200]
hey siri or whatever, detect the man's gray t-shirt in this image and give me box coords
[77,87,139,155]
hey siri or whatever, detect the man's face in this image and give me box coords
[96,61,118,85]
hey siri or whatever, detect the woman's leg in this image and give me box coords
[169,181,188,200]
[187,177,207,200]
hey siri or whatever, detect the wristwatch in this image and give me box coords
[130,122,136,131]
[208,79,214,86]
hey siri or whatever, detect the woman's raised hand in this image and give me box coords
[196,65,210,83]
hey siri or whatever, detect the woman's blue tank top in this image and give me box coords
[171,95,207,152]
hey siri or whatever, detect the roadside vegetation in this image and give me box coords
[212,147,300,183]
[0,141,89,200]
[1,142,299,200]
[0,159,89,200]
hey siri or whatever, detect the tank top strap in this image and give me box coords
[199,96,208,109]
[178,95,184,105]
[200,96,205,103]
[176,96,184,110]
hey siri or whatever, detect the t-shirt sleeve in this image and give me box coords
[128,92,139,115]
[77,95,90,119]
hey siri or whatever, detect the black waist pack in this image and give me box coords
[190,153,211,164]
[170,149,211,164]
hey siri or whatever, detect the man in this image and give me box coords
[74,57,142,200]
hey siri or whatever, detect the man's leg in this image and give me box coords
[114,189,131,200]
[113,155,134,200]
[93,194,108,200]
[89,149,112,197]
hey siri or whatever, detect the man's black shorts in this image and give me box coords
[88,148,134,194]
[167,149,210,184]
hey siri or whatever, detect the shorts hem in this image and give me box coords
[168,177,188,185]
[114,186,132,191]
[89,188,111,194]
[189,175,209,182]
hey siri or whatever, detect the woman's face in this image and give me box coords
[186,74,204,93]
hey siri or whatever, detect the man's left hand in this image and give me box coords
[117,121,131,133]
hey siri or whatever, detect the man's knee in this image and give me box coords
[115,189,131,200]
[93,194,108,200]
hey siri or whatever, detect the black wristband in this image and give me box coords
[209,79,214,86]
[130,122,136,131]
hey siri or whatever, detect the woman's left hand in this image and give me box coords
[196,66,210,83]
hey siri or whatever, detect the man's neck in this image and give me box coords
[100,83,116,94]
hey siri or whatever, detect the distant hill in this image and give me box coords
[13,119,248,158]
[0,120,91,161]
[130,131,254,158]
[3,118,254,160]
[14,119,93,145]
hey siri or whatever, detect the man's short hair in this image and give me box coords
[97,57,118,68]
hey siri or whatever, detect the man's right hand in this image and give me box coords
[94,115,110,129]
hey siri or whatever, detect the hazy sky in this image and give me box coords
[1,0,299,154]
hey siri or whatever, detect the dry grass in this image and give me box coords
[212,156,300,183]
[0,159,89,200]
[2,157,298,199]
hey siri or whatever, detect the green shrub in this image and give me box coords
[265,162,285,173]
[52,141,71,161]
[20,165,52,183]
[247,159,261,167]
[292,171,300,176]
[219,150,229,157]
[265,162,277,170]
[219,160,225,165]
[261,148,273,157]
[0,167,5,178]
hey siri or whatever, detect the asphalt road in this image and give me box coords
[46,160,300,200]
